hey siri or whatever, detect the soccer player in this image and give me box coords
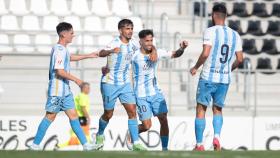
[190,4,243,151]
[128,29,188,151]
[29,22,100,151]
[58,82,92,148]
[96,19,156,151]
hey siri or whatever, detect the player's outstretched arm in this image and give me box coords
[70,51,99,62]
[190,44,211,76]
[172,40,188,58]
[231,51,243,71]
[56,69,83,87]
[98,47,120,57]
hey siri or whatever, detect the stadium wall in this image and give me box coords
[0,116,279,151]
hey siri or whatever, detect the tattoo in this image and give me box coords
[174,47,185,58]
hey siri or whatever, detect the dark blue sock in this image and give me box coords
[97,117,108,136]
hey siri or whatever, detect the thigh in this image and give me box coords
[150,93,168,116]
[213,83,229,108]
[136,97,153,121]
[196,79,215,107]
[101,83,119,110]
[119,83,136,105]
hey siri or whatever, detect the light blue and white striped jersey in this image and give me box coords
[101,36,139,85]
[200,25,242,84]
[132,49,173,98]
[47,44,71,97]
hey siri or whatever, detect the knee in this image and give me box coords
[142,122,152,131]
[196,104,207,118]
[45,113,56,121]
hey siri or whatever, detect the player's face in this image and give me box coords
[140,34,153,52]
[82,85,90,94]
[63,29,75,43]
[119,24,133,40]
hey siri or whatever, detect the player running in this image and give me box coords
[29,22,100,151]
[190,4,243,151]
[127,29,188,151]
[95,19,156,151]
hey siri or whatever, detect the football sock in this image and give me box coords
[213,114,223,138]
[161,136,169,150]
[33,117,52,145]
[97,117,109,136]
[70,119,87,145]
[195,118,206,144]
[128,119,139,144]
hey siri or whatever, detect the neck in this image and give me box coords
[215,20,225,26]
[140,47,151,55]
[58,39,67,47]
[119,36,129,44]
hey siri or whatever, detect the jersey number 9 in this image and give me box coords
[220,44,229,64]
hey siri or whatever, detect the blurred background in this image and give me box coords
[0,0,279,151]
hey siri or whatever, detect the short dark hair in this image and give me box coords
[118,19,133,29]
[138,29,154,39]
[212,3,227,16]
[80,82,90,91]
[56,22,73,36]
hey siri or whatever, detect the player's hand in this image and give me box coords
[75,78,84,87]
[89,52,99,58]
[180,40,188,49]
[101,66,110,75]
[149,46,158,62]
[112,47,121,54]
[190,67,197,76]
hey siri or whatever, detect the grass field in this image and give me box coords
[0,150,280,158]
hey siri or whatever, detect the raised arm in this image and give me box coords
[171,40,188,58]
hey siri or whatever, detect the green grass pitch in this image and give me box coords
[0,150,280,158]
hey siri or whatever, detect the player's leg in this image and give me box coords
[152,92,169,151]
[194,79,213,151]
[212,83,229,151]
[96,83,118,148]
[30,96,61,150]
[136,97,153,133]
[120,83,146,151]
[157,113,169,151]
[31,112,57,150]
[63,93,98,150]
[194,104,207,151]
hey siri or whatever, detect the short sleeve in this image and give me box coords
[203,28,214,46]
[235,33,242,52]
[54,47,66,70]
[157,49,173,60]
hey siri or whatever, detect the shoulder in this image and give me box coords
[53,44,66,54]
